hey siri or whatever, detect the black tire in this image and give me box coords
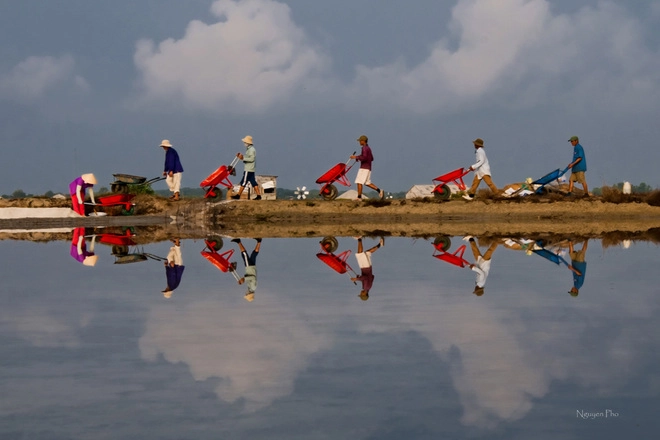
[321,184,338,201]
[208,236,223,251]
[320,236,339,253]
[208,187,222,200]
[121,205,135,216]
[433,236,452,252]
[112,245,129,256]
[433,184,452,200]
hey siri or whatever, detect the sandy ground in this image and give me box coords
[2,195,660,240]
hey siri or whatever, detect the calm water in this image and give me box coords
[1,232,659,439]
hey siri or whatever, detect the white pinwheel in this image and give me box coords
[295,186,309,199]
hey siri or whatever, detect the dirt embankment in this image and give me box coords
[2,195,660,239]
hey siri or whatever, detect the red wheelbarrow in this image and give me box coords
[87,193,137,215]
[432,168,472,200]
[316,152,356,201]
[200,157,240,199]
[200,239,241,282]
[316,237,358,284]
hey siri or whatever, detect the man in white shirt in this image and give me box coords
[463,138,498,201]
[466,237,498,296]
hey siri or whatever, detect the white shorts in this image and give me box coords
[355,168,372,185]
[355,251,372,269]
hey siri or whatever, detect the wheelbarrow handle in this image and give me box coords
[145,176,166,185]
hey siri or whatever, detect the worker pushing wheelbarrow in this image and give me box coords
[316,152,356,201]
[200,156,240,199]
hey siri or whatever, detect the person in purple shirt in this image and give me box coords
[350,236,385,301]
[350,135,385,200]
[162,238,185,298]
[69,173,97,216]
[160,139,184,201]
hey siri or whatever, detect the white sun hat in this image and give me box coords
[242,135,253,145]
[160,139,173,147]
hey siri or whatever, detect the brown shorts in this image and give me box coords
[570,171,586,184]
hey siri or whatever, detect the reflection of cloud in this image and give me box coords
[0,306,92,348]
[139,298,328,411]
[133,0,328,113]
[0,55,87,102]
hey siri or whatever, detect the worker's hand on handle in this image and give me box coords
[236,152,244,160]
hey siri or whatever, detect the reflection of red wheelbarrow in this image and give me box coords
[200,239,240,281]
[432,168,472,200]
[200,157,240,199]
[94,229,137,256]
[432,238,471,268]
[316,237,358,284]
[88,194,137,215]
[316,152,356,201]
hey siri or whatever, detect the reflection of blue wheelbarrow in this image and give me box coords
[530,241,580,275]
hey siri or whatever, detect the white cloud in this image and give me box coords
[348,0,660,114]
[0,55,80,101]
[133,0,328,113]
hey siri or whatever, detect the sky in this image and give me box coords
[1,0,660,194]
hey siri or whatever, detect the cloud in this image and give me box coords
[0,54,85,102]
[349,0,660,114]
[133,0,328,113]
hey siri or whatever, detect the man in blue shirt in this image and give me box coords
[567,239,588,297]
[567,135,588,196]
[160,139,184,201]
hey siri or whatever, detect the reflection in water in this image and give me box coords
[568,239,588,296]
[162,238,185,298]
[231,238,262,302]
[350,236,385,301]
[2,233,658,438]
[69,227,97,266]
[466,238,498,296]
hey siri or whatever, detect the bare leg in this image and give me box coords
[356,183,363,197]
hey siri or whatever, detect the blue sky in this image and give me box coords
[1,0,659,193]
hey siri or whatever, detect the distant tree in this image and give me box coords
[634,182,652,193]
[98,186,109,194]
[44,190,54,198]
[11,189,26,199]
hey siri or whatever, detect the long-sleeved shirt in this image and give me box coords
[356,144,374,170]
[243,145,256,172]
[471,147,492,178]
[69,176,93,198]
[471,256,492,288]
[165,265,185,291]
[164,148,184,173]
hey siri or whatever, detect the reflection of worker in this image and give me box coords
[231,136,262,200]
[466,237,498,296]
[568,239,588,297]
[350,236,385,300]
[70,227,97,266]
[350,135,384,200]
[231,238,262,301]
[567,135,588,196]
[463,138,498,201]
[69,173,97,216]
[160,139,184,201]
[162,238,185,299]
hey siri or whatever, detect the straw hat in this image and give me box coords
[81,173,97,185]
[242,135,253,145]
[473,138,484,147]
[357,135,368,142]
[160,139,173,148]
[82,255,98,267]
[244,292,255,302]
[162,290,173,299]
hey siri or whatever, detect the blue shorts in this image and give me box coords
[240,171,258,188]
[241,250,259,267]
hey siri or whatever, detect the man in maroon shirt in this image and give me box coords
[350,135,385,200]
[351,236,385,300]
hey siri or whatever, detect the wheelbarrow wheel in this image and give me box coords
[208,236,223,251]
[321,184,338,201]
[112,183,128,194]
[112,245,129,256]
[433,184,452,200]
[320,236,339,253]
[208,187,222,200]
[433,236,452,252]
[121,205,135,216]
